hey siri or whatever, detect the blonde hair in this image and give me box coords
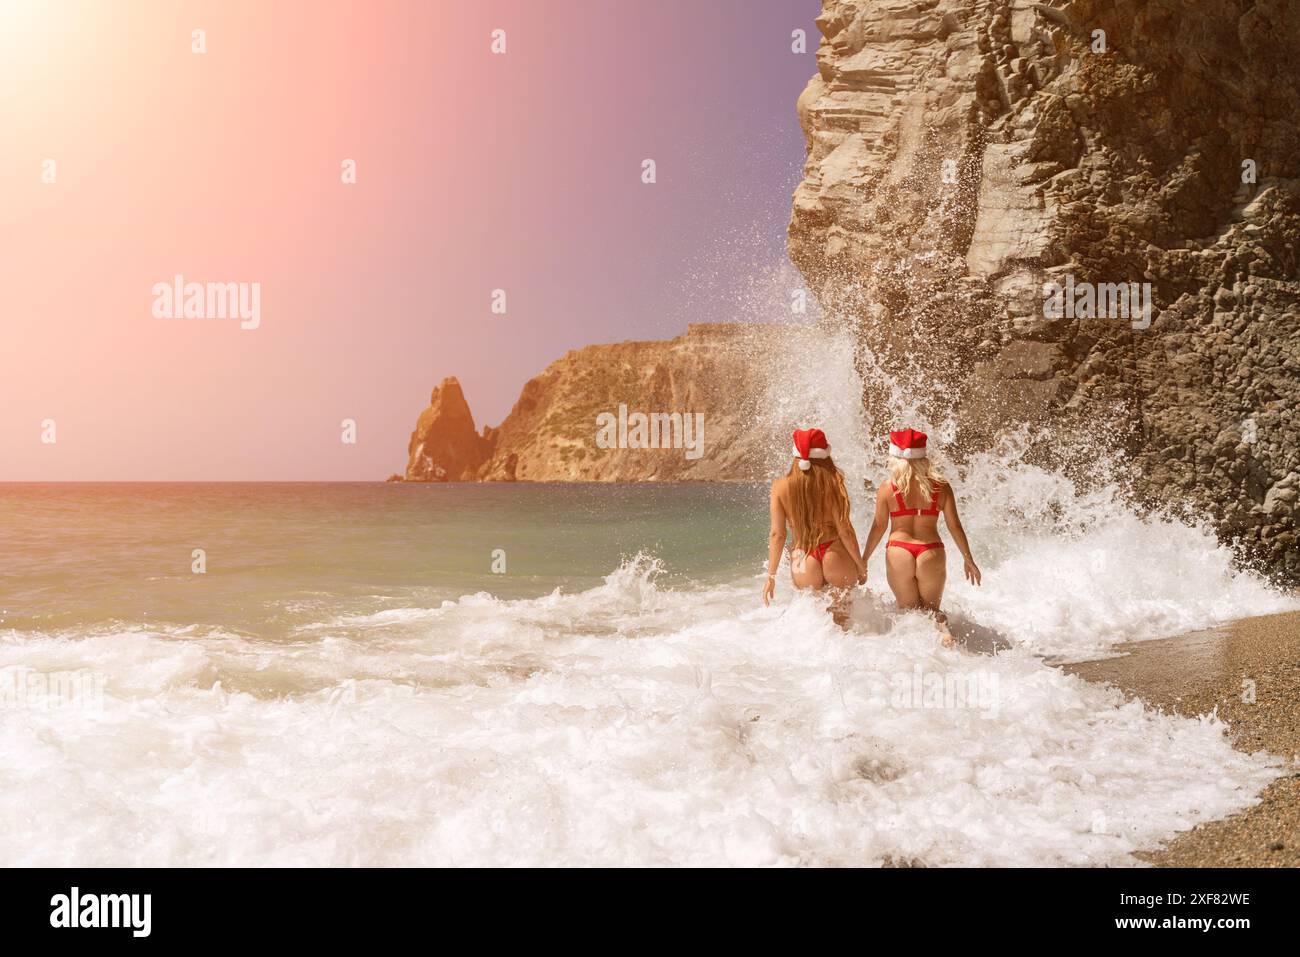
[888,456,946,508]
[786,457,851,552]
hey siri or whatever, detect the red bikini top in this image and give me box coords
[889,481,940,518]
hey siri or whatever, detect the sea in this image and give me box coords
[2,326,1296,866]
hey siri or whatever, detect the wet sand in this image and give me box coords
[1065,610,1300,867]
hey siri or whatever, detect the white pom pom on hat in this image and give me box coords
[888,428,928,459]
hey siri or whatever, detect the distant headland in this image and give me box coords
[389,323,814,483]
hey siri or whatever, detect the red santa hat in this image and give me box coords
[888,428,928,459]
[792,428,830,471]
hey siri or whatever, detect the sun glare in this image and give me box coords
[0,0,50,64]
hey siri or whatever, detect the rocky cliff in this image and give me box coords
[790,0,1300,580]
[400,323,810,483]
[403,377,490,482]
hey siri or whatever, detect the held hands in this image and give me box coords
[964,559,982,586]
[856,564,868,586]
[762,575,775,606]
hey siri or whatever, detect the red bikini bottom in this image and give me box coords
[887,540,944,558]
[807,540,835,563]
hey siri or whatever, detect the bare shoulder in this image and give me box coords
[770,476,788,501]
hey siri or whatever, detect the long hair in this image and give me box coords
[887,455,946,508]
[786,457,851,552]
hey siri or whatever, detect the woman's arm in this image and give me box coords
[860,483,891,570]
[762,481,787,605]
[833,506,867,581]
[941,483,982,585]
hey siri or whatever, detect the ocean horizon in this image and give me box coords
[3,478,1295,866]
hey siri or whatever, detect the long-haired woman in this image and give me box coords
[762,428,867,622]
[860,428,981,646]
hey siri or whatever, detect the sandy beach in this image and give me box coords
[1067,609,1300,867]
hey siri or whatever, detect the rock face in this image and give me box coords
[790,0,1300,581]
[401,324,806,482]
[404,377,490,481]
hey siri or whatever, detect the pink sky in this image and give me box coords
[1,0,819,479]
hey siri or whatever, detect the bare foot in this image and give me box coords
[934,613,956,648]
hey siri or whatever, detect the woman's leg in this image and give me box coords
[789,548,826,590]
[915,549,953,646]
[820,543,859,628]
[885,546,921,607]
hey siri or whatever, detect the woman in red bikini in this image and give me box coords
[762,428,867,622]
[861,428,981,646]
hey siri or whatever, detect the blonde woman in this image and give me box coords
[762,428,867,621]
[861,429,981,646]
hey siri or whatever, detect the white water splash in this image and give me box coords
[0,556,1281,866]
[760,317,1296,660]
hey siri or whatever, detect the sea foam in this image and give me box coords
[0,555,1285,866]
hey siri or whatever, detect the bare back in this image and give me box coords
[882,480,947,545]
[772,475,837,545]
